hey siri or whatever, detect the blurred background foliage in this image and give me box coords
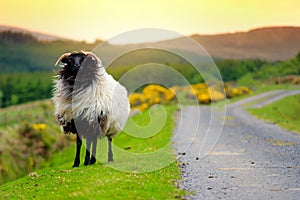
[0,31,299,108]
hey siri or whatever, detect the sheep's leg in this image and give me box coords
[108,137,113,162]
[73,133,82,167]
[84,136,91,165]
[90,136,97,165]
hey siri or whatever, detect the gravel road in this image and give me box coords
[173,90,300,200]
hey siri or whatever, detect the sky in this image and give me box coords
[1,0,299,43]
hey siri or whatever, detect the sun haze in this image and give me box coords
[1,0,299,43]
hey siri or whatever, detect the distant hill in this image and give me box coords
[191,27,300,61]
[1,25,300,74]
[0,28,98,73]
[95,26,300,63]
[0,25,65,41]
[147,26,300,61]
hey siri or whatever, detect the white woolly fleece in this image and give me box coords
[53,54,130,138]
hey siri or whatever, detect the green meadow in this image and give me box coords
[248,94,300,134]
[0,104,185,199]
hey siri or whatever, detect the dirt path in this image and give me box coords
[173,90,300,199]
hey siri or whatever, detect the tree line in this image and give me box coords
[0,72,53,107]
[216,52,300,82]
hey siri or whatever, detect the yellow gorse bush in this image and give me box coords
[208,88,226,102]
[194,87,225,104]
[129,84,176,111]
[129,83,252,111]
[143,84,175,103]
[129,93,145,107]
[32,123,47,132]
[134,103,149,112]
[225,84,253,98]
[197,93,210,104]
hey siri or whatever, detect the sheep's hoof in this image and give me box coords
[108,158,114,162]
[90,157,96,165]
[84,160,90,166]
[73,163,80,168]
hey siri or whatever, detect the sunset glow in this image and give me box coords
[1,0,299,42]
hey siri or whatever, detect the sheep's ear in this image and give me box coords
[84,52,97,60]
[55,53,71,66]
[84,54,98,66]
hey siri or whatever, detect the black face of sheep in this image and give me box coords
[55,52,98,86]
[54,52,116,167]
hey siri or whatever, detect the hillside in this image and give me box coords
[93,26,300,65]
[0,25,65,41]
[150,26,300,61]
[0,30,98,73]
[192,27,300,61]
[0,26,300,74]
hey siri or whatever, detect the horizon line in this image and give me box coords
[1,23,300,45]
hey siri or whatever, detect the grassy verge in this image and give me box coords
[0,104,185,199]
[251,83,299,94]
[248,94,300,134]
[0,100,70,184]
[225,83,299,104]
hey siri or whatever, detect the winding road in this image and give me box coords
[173,90,300,200]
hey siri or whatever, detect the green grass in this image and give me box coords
[224,83,299,105]
[0,104,185,199]
[251,83,299,94]
[0,100,56,129]
[0,163,183,200]
[248,94,300,134]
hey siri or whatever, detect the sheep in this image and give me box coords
[52,51,130,167]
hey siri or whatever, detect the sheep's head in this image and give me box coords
[55,51,102,85]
